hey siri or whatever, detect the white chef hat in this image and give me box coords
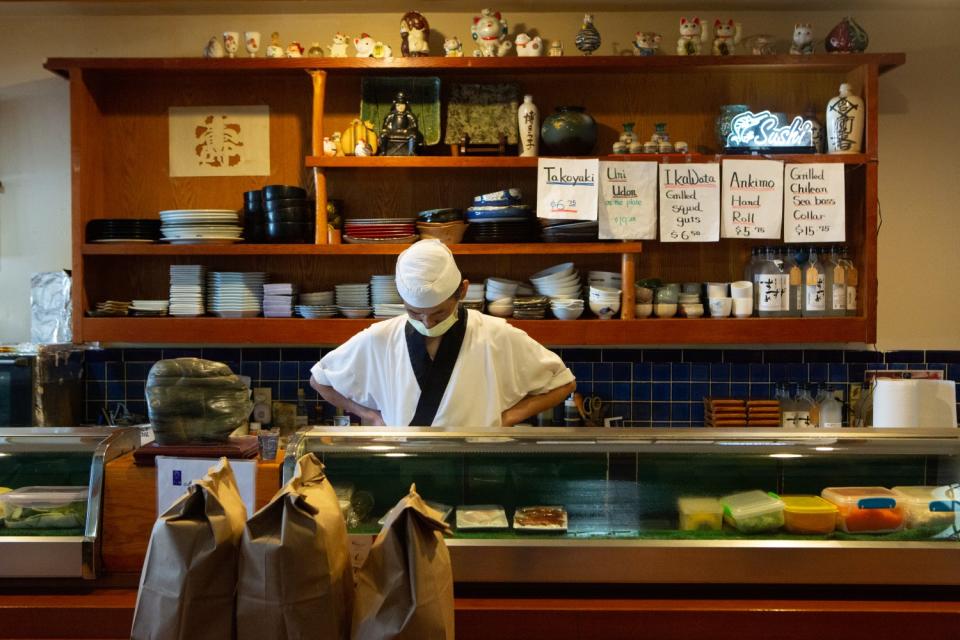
[395,239,462,308]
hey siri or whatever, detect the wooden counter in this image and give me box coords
[101,451,282,574]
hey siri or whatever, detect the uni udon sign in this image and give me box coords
[724,110,815,154]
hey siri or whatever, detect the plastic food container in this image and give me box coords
[677,497,724,531]
[0,486,88,529]
[821,487,904,533]
[892,486,959,530]
[781,495,838,534]
[720,490,785,533]
[456,505,509,530]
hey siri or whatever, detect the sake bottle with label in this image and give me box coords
[827,246,847,317]
[783,247,803,317]
[802,247,829,317]
[794,384,815,428]
[839,246,858,316]
[756,247,789,317]
[776,383,798,428]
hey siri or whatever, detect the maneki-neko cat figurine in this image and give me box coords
[676,17,708,55]
[471,8,512,57]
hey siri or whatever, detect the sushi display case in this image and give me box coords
[285,426,960,586]
[0,427,141,579]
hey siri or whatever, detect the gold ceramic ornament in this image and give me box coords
[340,119,378,156]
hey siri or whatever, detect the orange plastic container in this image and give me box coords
[821,487,904,534]
[781,495,838,534]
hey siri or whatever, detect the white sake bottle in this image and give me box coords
[826,83,865,153]
[518,94,540,157]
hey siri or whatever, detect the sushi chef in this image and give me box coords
[310,239,576,426]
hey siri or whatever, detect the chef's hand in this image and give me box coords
[363,409,385,426]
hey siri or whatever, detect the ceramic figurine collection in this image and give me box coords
[201,11,871,158]
[202,12,869,59]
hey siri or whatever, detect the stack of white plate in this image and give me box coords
[335,283,371,317]
[159,209,243,244]
[530,262,583,301]
[169,265,206,317]
[297,291,337,318]
[130,299,169,317]
[373,303,406,319]
[207,271,266,318]
[263,283,296,318]
[370,275,402,305]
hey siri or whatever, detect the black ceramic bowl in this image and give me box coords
[265,207,311,224]
[263,197,308,211]
[417,208,463,223]
[263,185,307,201]
[243,189,263,204]
[265,221,314,244]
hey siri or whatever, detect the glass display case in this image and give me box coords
[0,427,140,579]
[285,427,960,586]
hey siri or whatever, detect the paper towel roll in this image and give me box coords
[872,379,958,428]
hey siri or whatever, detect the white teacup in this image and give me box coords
[706,282,729,298]
[223,31,240,57]
[733,297,753,317]
[730,281,753,299]
[709,297,732,318]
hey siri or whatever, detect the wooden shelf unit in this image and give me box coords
[47,54,903,346]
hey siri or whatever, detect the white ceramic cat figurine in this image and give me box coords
[471,8,512,57]
[790,23,814,55]
[712,19,741,55]
[328,32,349,57]
[444,36,464,57]
[515,33,543,56]
[676,17,708,55]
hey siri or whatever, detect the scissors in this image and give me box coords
[582,394,604,426]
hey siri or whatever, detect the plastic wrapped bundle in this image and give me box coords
[146,358,252,444]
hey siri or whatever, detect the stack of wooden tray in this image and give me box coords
[704,398,782,427]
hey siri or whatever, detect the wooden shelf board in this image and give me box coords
[82,242,642,256]
[306,154,874,168]
[80,317,869,346]
[44,54,906,77]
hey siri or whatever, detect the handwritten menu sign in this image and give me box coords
[598,161,658,239]
[536,158,599,221]
[659,163,720,242]
[721,159,784,239]
[783,163,846,243]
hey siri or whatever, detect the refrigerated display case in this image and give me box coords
[284,426,960,586]
[0,427,141,578]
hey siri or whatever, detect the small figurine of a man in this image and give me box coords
[379,92,422,156]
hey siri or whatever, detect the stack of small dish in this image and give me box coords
[589,286,622,319]
[296,291,337,318]
[462,283,485,312]
[529,262,583,301]
[335,283,372,318]
[464,189,538,243]
[550,298,584,320]
[159,210,243,244]
[416,208,467,245]
[512,296,550,320]
[206,272,266,318]
[263,283,297,318]
[343,218,418,244]
[130,300,169,317]
[678,290,704,318]
[634,282,656,318]
[540,218,600,243]
[86,218,161,243]
[370,274,404,318]
[169,265,205,317]
[89,300,131,317]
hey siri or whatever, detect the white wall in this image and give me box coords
[0,4,958,349]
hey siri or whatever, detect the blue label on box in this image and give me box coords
[173,469,182,486]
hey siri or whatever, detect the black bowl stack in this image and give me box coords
[244,185,315,244]
[86,218,162,243]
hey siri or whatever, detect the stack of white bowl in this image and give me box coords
[463,283,485,312]
[370,274,404,318]
[589,285,622,320]
[335,283,372,318]
[588,270,622,290]
[530,262,583,300]
[550,298,584,319]
[206,271,266,318]
[297,291,337,318]
[485,277,519,301]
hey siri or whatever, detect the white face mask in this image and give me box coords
[407,308,458,337]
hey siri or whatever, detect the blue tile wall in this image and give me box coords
[82,347,960,428]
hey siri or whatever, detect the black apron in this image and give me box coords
[405,307,468,426]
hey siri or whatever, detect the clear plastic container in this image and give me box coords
[892,486,959,530]
[720,490,785,533]
[781,495,838,534]
[820,487,904,533]
[0,486,88,529]
[678,497,724,531]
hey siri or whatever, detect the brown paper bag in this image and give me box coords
[237,453,353,640]
[131,457,247,640]
[351,484,454,640]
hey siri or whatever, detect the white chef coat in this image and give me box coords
[310,309,575,426]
